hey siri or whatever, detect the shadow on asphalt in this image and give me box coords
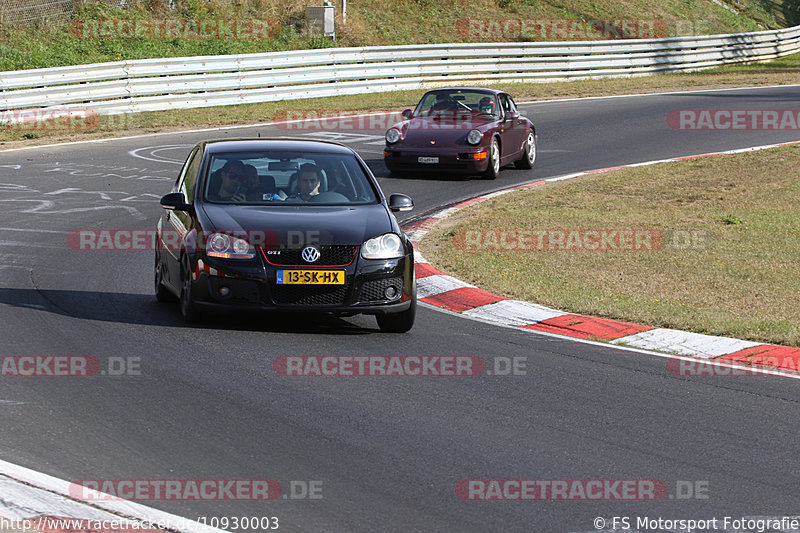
[0,287,376,335]
[363,158,483,182]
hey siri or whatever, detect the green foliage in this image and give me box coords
[721,215,745,225]
[0,0,797,70]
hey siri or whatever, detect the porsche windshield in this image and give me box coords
[414,90,500,118]
[204,151,379,205]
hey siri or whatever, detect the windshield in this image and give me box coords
[203,151,379,205]
[414,90,500,118]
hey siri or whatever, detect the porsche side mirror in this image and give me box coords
[401,109,413,120]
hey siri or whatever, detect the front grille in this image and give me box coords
[262,245,358,266]
[272,284,349,306]
[359,277,403,303]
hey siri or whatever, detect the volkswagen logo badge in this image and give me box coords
[301,246,321,263]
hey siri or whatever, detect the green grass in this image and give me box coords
[0,0,798,71]
[420,144,800,347]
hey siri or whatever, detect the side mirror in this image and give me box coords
[389,193,414,212]
[160,192,191,212]
[401,109,413,120]
[505,112,520,121]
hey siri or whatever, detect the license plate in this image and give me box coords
[277,270,344,285]
[418,157,439,164]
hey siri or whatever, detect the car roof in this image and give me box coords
[201,138,356,155]
[423,87,504,95]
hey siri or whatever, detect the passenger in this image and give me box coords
[208,160,247,202]
[241,164,275,201]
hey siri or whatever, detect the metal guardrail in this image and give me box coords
[1,25,799,116]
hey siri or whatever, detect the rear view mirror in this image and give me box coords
[268,161,299,171]
[401,109,413,119]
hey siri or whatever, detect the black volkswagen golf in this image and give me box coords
[155,139,416,332]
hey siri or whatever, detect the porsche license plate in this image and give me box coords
[277,270,344,285]
[418,157,439,164]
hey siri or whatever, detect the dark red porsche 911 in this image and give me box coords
[383,87,536,179]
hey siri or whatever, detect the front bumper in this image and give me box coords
[189,251,415,316]
[384,146,489,174]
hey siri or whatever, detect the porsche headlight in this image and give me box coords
[385,128,402,144]
[206,232,255,259]
[361,233,404,259]
[467,129,483,145]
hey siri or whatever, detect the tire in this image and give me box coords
[483,138,500,180]
[155,252,175,303]
[514,131,536,169]
[376,296,416,333]
[180,256,202,322]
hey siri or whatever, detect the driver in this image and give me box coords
[290,163,321,201]
[479,96,496,115]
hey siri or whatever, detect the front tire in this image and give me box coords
[483,138,500,180]
[155,252,175,303]
[376,296,416,333]
[514,131,536,169]
[180,256,202,322]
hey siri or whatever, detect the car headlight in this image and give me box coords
[206,232,255,259]
[361,233,404,259]
[386,128,401,144]
[467,129,483,145]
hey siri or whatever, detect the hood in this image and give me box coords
[199,203,394,248]
[399,115,494,148]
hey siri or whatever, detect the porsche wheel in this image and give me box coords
[483,138,500,180]
[515,131,536,169]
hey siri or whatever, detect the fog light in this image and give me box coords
[219,286,231,297]
[385,286,398,299]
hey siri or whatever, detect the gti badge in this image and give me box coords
[301,246,320,263]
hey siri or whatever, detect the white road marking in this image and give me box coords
[128,145,192,164]
[0,227,68,234]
